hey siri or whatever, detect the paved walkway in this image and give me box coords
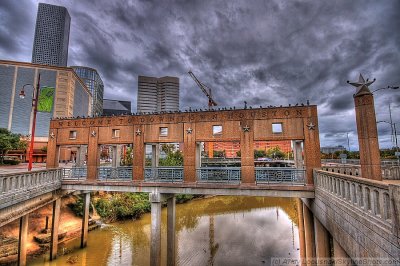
[0,163,46,174]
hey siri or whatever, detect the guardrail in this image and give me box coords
[197,167,241,183]
[144,167,183,182]
[255,167,306,185]
[321,165,400,180]
[0,168,62,209]
[98,166,132,181]
[62,167,87,181]
[322,159,399,166]
[314,170,392,227]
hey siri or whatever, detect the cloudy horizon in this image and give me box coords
[0,0,399,150]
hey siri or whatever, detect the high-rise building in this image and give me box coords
[32,3,71,66]
[103,99,131,116]
[72,66,104,116]
[137,76,179,112]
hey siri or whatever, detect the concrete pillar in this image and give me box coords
[116,145,122,167]
[81,193,90,248]
[167,196,176,266]
[333,239,351,265]
[76,145,86,167]
[348,75,382,180]
[240,120,255,184]
[303,203,316,263]
[314,217,330,264]
[150,192,162,266]
[293,140,303,169]
[87,127,99,180]
[50,198,61,260]
[296,199,307,266]
[195,142,202,169]
[112,146,117,167]
[133,125,145,181]
[152,144,159,167]
[18,214,29,266]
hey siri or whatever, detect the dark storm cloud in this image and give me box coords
[0,0,399,148]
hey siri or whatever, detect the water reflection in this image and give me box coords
[30,196,299,266]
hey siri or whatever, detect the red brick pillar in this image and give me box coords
[183,123,196,183]
[349,75,382,180]
[46,128,59,169]
[87,127,99,181]
[303,106,321,185]
[240,120,255,184]
[133,125,145,181]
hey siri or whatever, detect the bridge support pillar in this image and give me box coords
[18,214,28,266]
[81,193,90,248]
[314,216,330,263]
[167,195,176,266]
[303,202,316,263]
[333,238,351,265]
[50,198,61,260]
[296,199,306,266]
[150,192,162,266]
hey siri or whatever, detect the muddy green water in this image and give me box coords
[30,196,300,266]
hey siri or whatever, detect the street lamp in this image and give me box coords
[372,85,399,94]
[19,73,41,171]
[377,120,399,151]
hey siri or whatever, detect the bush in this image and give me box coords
[2,159,20,165]
[67,195,93,217]
[175,194,194,203]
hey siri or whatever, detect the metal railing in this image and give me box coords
[62,167,87,181]
[196,167,241,183]
[255,167,306,185]
[0,168,62,209]
[144,167,183,182]
[97,166,132,181]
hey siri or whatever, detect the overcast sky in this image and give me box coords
[0,0,399,149]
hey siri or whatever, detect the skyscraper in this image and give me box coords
[32,3,71,66]
[72,66,104,116]
[137,76,179,112]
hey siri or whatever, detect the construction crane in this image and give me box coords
[188,70,218,108]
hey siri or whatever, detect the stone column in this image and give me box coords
[116,145,122,167]
[167,196,176,266]
[50,198,61,260]
[296,199,306,266]
[46,128,59,169]
[150,192,162,266]
[314,217,330,264]
[133,125,145,181]
[18,214,29,266]
[76,145,86,167]
[333,239,351,265]
[240,120,255,184]
[303,106,321,185]
[195,142,202,169]
[112,146,117,167]
[87,127,99,181]
[152,144,159,167]
[81,193,90,248]
[183,123,196,183]
[348,75,381,180]
[303,203,316,263]
[293,140,303,169]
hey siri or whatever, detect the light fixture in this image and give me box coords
[19,90,25,99]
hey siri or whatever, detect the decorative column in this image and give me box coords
[293,140,304,169]
[87,127,99,181]
[18,214,29,266]
[81,193,90,248]
[50,198,61,260]
[348,74,382,180]
[133,125,145,181]
[151,144,159,167]
[303,106,321,185]
[240,120,255,184]
[46,129,59,169]
[183,123,196,183]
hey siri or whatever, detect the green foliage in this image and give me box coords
[41,146,47,153]
[160,144,176,155]
[159,150,183,166]
[254,149,267,158]
[121,147,133,166]
[236,150,241,157]
[94,193,151,221]
[175,194,194,203]
[213,150,225,158]
[3,158,20,165]
[67,195,93,217]
[266,146,285,159]
[0,128,26,164]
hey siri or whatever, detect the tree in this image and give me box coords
[0,128,26,164]
[266,146,285,159]
[254,149,267,159]
[161,144,176,155]
[159,150,183,166]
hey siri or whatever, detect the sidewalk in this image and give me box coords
[0,163,47,174]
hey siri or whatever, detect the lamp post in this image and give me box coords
[19,73,41,171]
[371,85,399,94]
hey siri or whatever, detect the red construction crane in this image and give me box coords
[188,70,218,108]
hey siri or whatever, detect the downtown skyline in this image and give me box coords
[0,0,399,150]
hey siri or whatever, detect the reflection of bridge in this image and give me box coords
[1,96,400,265]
